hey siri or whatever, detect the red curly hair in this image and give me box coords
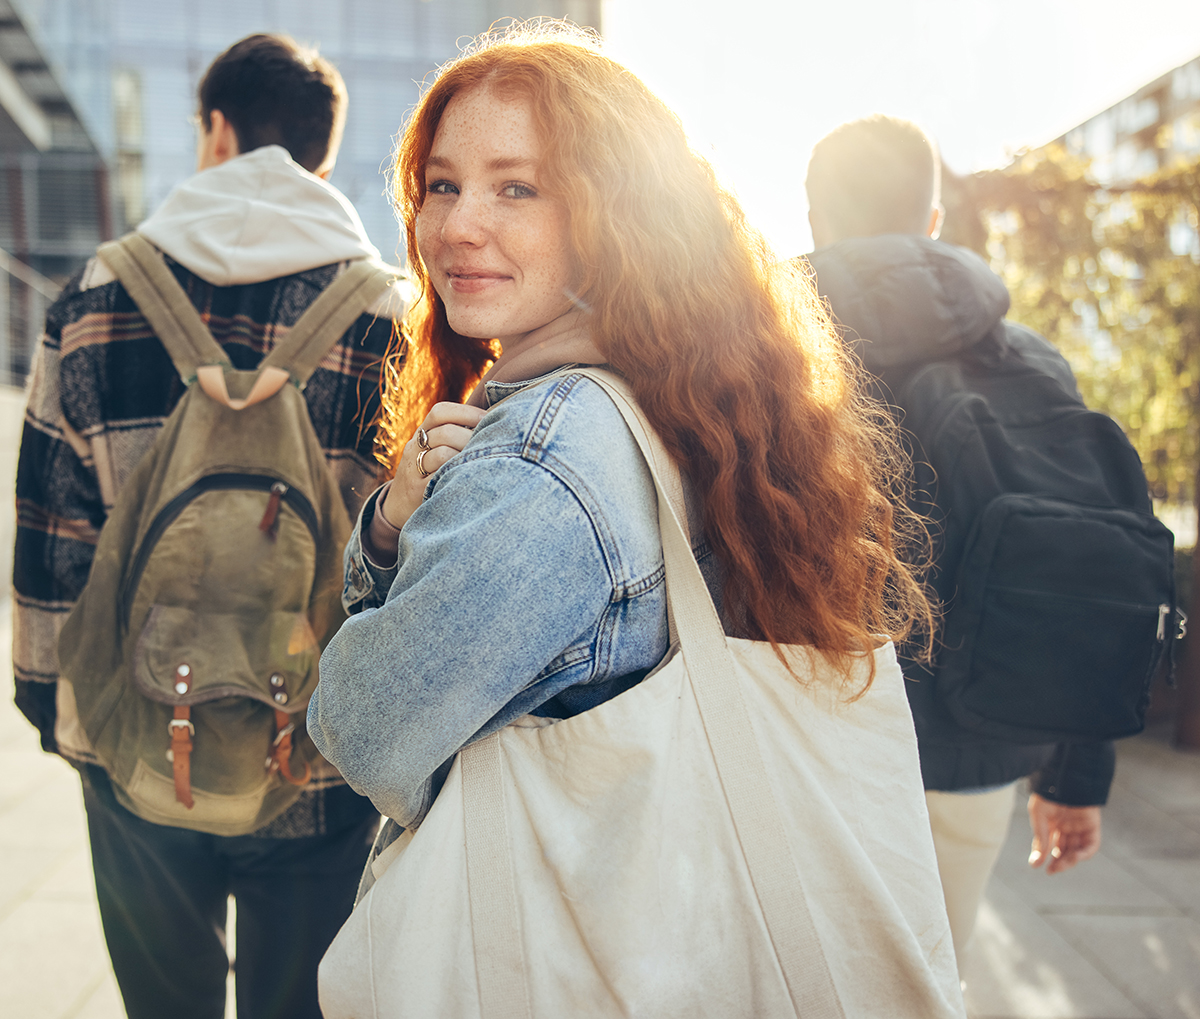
[379,22,931,668]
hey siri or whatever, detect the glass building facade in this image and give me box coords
[1060,52,1200,186]
[1,0,106,384]
[13,0,601,262]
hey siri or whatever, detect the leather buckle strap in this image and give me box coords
[269,708,311,787]
[168,664,196,809]
[168,710,195,809]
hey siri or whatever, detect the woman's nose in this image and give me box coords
[441,191,487,245]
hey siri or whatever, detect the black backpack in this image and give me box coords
[875,329,1182,745]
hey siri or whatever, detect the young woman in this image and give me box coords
[309,24,930,829]
[309,20,932,831]
[308,23,964,1018]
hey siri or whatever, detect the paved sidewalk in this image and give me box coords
[1,381,1198,1018]
[962,734,1200,1018]
[0,385,236,1019]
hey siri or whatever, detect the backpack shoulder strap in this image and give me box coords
[96,233,230,382]
[261,260,397,388]
[99,237,397,410]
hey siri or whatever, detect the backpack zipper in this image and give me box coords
[120,473,320,630]
[986,584,1167,618]
[1158,603,1187,642]
[259,481,288,537]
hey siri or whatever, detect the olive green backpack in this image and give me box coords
[58,233,393,835]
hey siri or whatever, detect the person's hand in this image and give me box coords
[379,402,486,531]
[1027,793,1101,874]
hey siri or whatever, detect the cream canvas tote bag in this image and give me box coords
[319,370,964,1019]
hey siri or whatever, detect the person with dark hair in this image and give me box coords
[197,32,347,176]
[13,33,398,1019]
[806,115,1112,975]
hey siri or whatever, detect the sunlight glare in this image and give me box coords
[602,0,1200,257]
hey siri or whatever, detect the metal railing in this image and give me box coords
[1,247,61,389]
[0,246,61,300]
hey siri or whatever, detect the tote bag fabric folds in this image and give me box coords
[319,370,964,1019]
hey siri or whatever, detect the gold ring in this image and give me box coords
[416,448,433,478]
[416,426,431,451]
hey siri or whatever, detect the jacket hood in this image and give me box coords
[137,145,381,286]
[807,235,1010,370]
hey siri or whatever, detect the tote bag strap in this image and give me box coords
[462,367,844,1019]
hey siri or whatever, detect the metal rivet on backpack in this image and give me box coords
[174,682,188,695]
[269,673,284,687]
[273,691,288,704]
[176,664,191,678]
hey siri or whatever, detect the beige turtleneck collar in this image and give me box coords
[466,309,605,408]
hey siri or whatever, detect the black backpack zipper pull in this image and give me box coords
[259,481,288,538]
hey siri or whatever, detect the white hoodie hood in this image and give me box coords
[138,145,382,287]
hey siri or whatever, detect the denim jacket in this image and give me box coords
[308,370,718,827]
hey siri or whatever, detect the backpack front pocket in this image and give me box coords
[937,494,1175,743]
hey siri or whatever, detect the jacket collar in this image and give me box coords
[482,364,604,407]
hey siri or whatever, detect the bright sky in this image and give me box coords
[602,0,1200,257]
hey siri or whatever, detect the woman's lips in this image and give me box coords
[446,271,509,295]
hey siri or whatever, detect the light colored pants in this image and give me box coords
[925,783,1019,976]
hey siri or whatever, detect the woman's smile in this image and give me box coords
[445,269,512,294]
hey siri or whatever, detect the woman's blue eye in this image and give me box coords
[427,180,458,195]
[502,182,537,199]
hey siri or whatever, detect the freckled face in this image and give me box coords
[416,89,575,348]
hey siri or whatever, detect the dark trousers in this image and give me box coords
[80,765,377,1019]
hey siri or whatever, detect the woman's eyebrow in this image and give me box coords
[486,156,537,173]
[425,154,537,173]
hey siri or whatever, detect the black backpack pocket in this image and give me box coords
[936,494,1176,744]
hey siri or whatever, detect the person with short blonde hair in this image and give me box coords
[807,114,1112,976]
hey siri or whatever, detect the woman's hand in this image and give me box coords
[379,402,487,532]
